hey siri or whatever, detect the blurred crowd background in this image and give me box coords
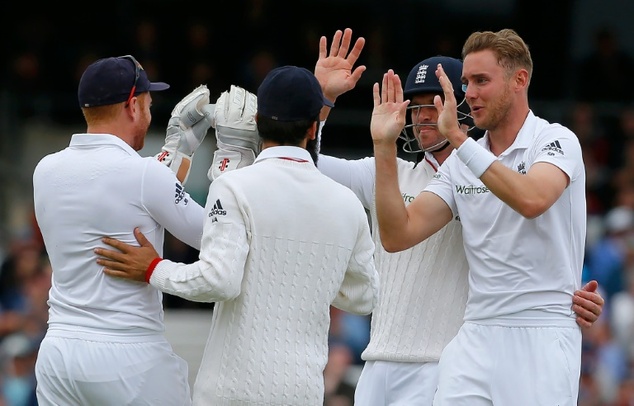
[2,0,634,404]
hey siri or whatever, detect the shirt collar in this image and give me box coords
[480,110,536,156]
[254,146,313,164]
[69,133,139,156]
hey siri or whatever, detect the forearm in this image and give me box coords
[150,258,242,303]
[457,138,561,219]
[480,162,532,214]
[481,162,565,218]
[373,142,409,252]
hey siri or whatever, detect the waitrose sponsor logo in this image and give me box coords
[455,184,490,194]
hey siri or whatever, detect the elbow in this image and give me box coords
[338,296,376,315]
[216,282,241,301]
[197,276,242,302]
[380,229,415,252]
[380,238,405,253]
[515,198,549,219]
[352,303,375,316]
[381,242,401,253]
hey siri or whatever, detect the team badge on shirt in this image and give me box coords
[517,161,526,174]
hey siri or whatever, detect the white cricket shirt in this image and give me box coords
[318,153,468,363]
[425,111,586,325]
[149,146,380,405]
[33,133,205,339]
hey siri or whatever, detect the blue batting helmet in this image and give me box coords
[400,56,474,153]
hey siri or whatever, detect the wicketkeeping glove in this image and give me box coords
[156,85,215,184]
[208,85,260,182]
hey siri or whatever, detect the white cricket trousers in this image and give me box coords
[433,321,582,406]
[354,360,440,405]
[35,334,192,406]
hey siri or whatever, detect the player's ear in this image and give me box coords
[514,69,529,91]
[306,121,318,141]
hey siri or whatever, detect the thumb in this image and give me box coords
[582,280,598,293]
[134,227,151,248]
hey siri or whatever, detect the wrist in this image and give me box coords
[322,93,336,106]
[373,140,398,158]
[456,137,496,178]
[145,257,163,283]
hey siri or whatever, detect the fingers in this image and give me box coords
[318,35,327,60]
[94,247,123,263]
[575,315,592,329]
[133,227,151,248]
[96,256,126,272]
[348,36,365,65]
[379,71,388,105]
[329,29,343,57]
[394,72,404,103]
[230,85,246,116]
[573,302,598,328]
[350,64,367,85]
[338,28,352,57]
[382,70,400,103]
[435,64,455,103]
[572,288,603,329]
[328,28,364,63]
[433,94,444,112]
[375,70,405,105]
[102,265,145,283]
[100,236,130,252]
[575,283,605,308]
[372,82,380,109]
[216,90,229,118]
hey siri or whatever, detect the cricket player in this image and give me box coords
[33,55,213,405]
[371,29,588,405]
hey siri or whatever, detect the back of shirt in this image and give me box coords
[33,134,204,338]
[152,149,379,405]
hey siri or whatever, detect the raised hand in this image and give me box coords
[208,85,260,182]
[370,69,409,147]
[434,63,465,146]
[157,85,214,184]
[314,28,366,103]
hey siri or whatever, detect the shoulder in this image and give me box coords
[139,157,182,186]
[322,176,366,208]
[33,149,67,177]
[531,114,577,140]
[143,156,176,172]
[396,156,417,171]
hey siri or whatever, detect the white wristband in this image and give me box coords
[456,137,496,178]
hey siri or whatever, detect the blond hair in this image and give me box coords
[462,29,533,84]
[81,95,147,125]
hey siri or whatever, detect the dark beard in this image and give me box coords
[307,137,319,165]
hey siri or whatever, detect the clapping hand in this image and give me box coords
[370,69,410,147]
[314,28,366,104]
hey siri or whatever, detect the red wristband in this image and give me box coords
[145,257,163,283]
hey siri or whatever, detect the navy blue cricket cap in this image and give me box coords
[78,55,169,108]
[257,65,334,121]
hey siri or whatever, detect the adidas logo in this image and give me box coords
[209,199,226,216]
[174,183,188,205]
[541,140,564,156]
